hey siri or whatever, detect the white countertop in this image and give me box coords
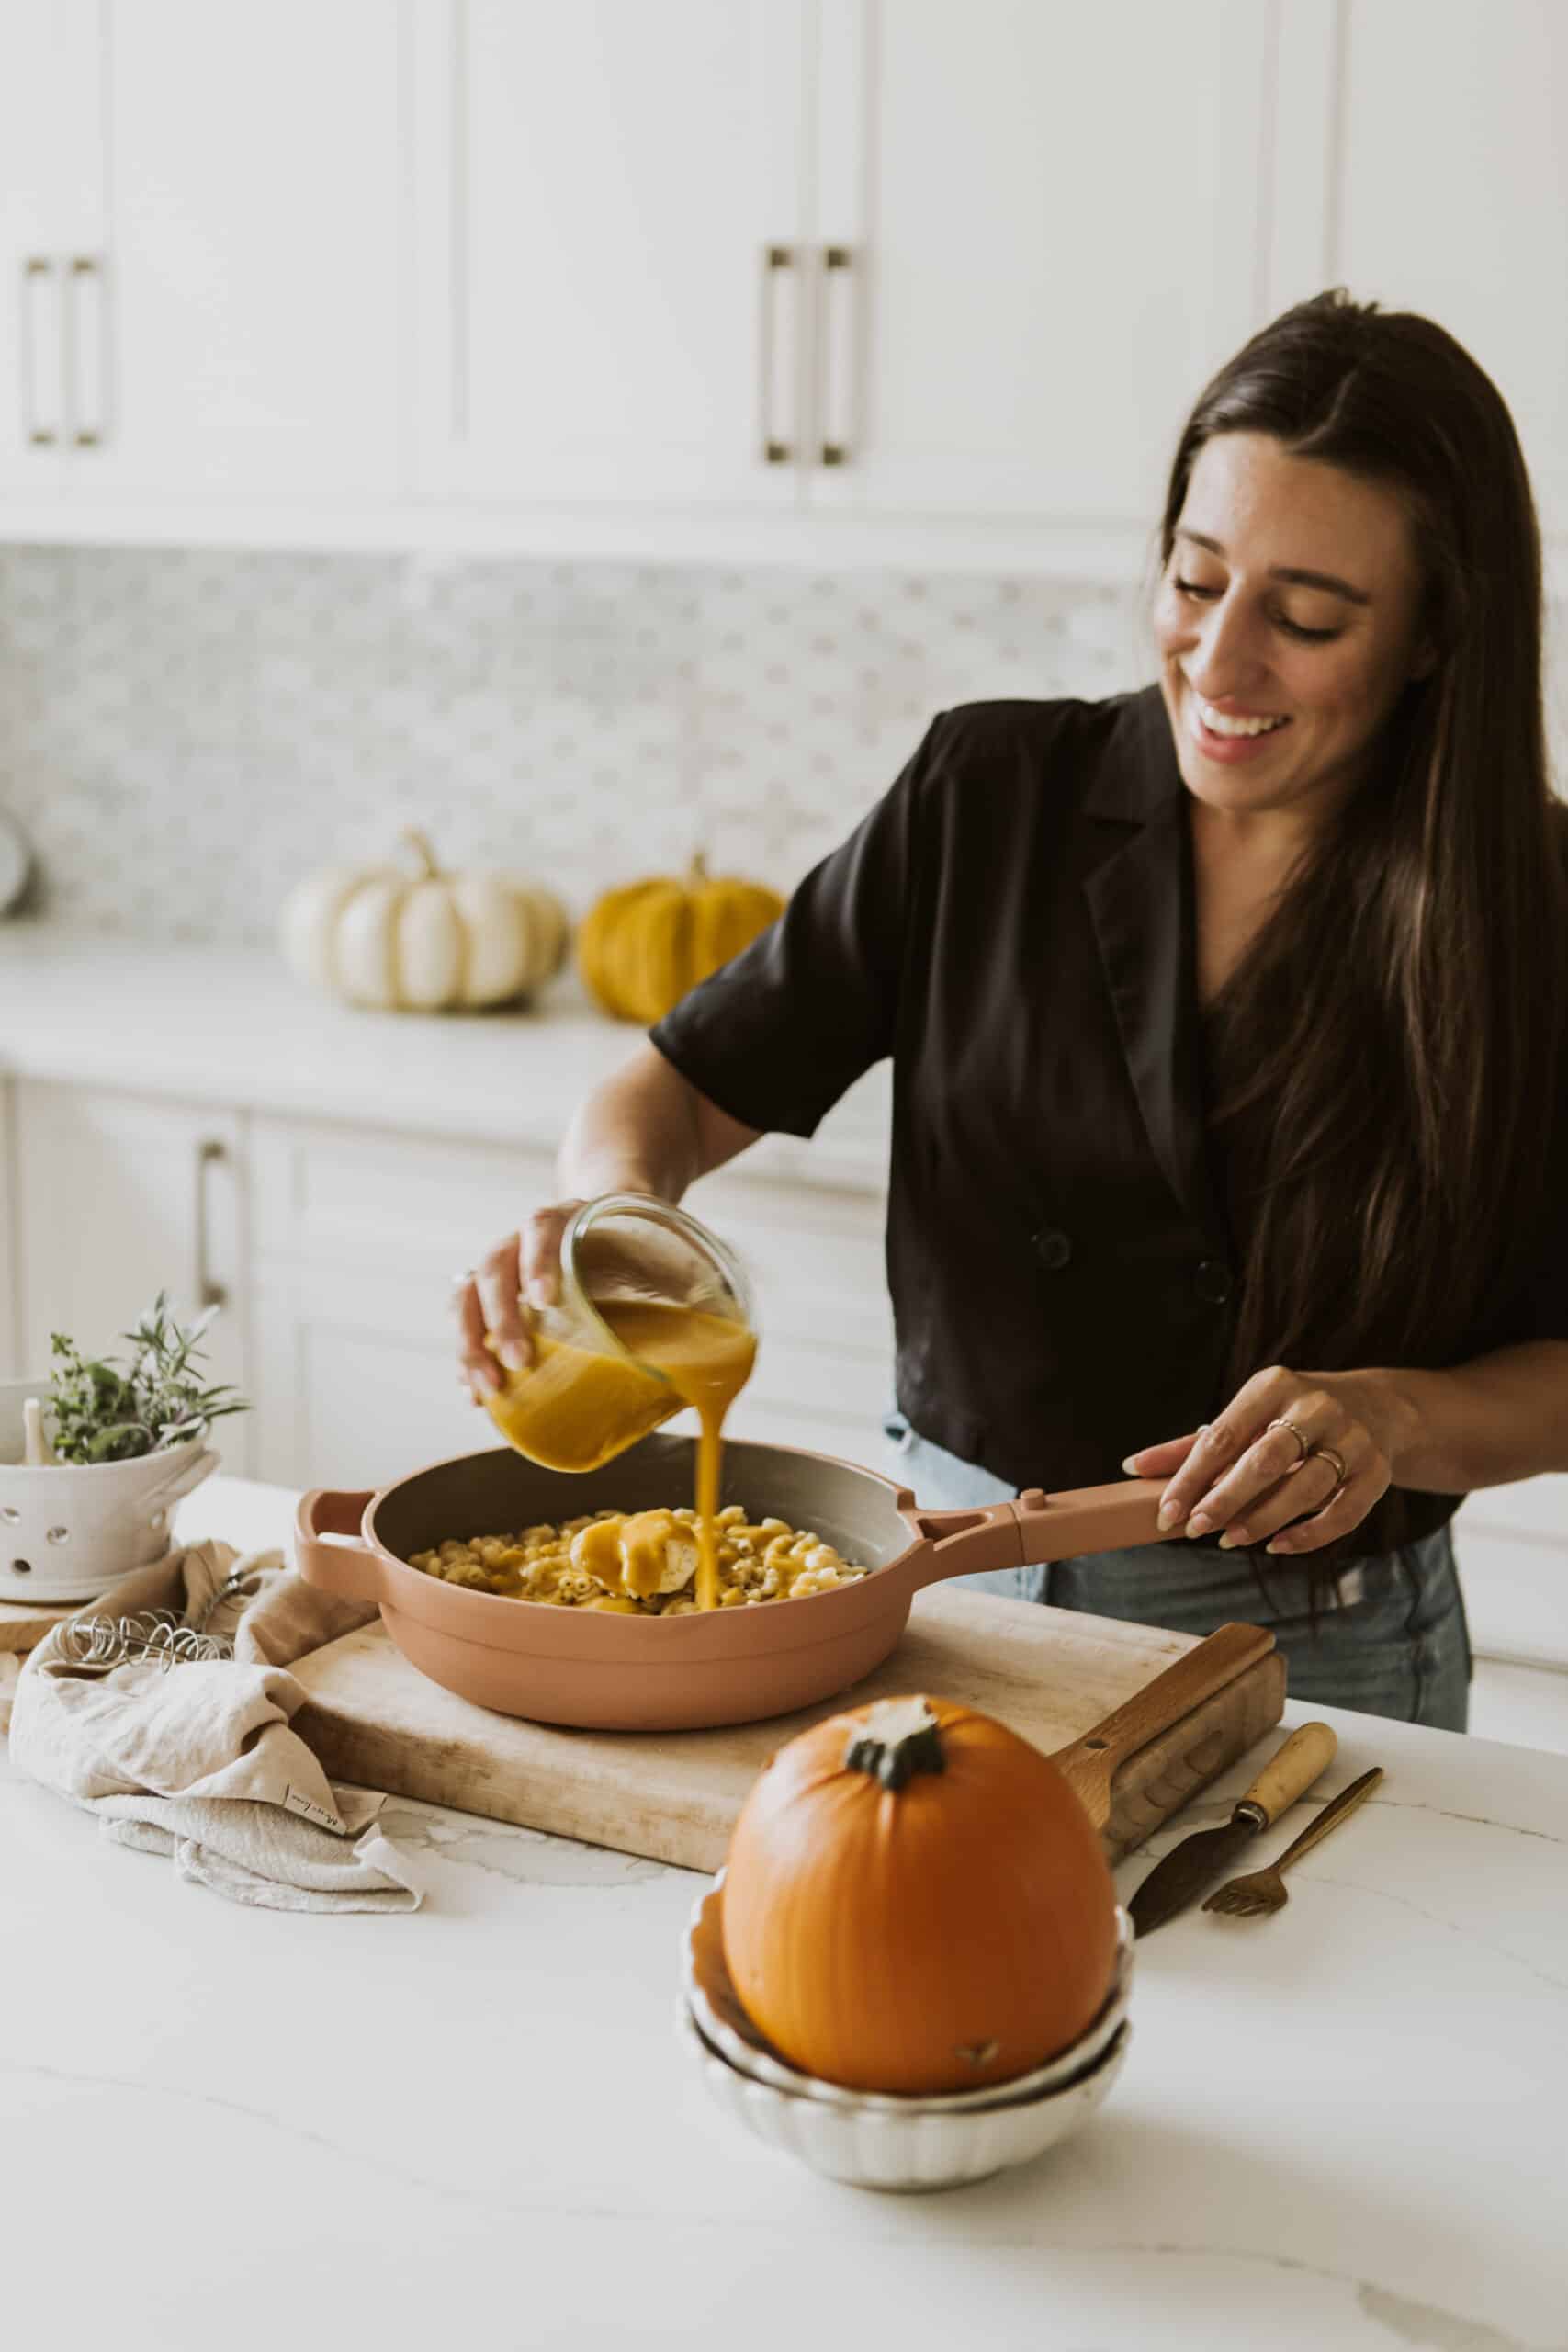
[2,1475,1565,2351]
[0,923,891,1190]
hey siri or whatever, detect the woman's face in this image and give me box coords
[1153,431,1432,828]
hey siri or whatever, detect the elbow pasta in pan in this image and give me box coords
[409,1503,869,1612]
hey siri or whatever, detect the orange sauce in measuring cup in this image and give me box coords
[485,1297,757,1611]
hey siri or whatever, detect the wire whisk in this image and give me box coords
[56,1567,264,1673]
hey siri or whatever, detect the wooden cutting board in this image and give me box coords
[293,1587,1287,1873]
[0,1595,76,1657]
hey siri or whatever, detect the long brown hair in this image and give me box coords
[1158,289,1568,1574]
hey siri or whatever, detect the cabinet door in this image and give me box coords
[251,1262,491,1492]
[810,0,1271,525]
[0,0,98,494]
[412,0,808,503]
[81,0,402,500]
[1325,1,1568,541]
[249,1115,557,1487]
[1455,1477,1568,1671]
[11,1082,251,1474]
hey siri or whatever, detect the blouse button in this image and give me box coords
[1033,1228,1073,1271]
[1194,1259,1233,1306]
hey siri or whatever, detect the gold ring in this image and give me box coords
[1313,1442,1348,1494]
[1267,1417,1311,1466]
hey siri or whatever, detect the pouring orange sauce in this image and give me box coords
[485,1298,757,1611]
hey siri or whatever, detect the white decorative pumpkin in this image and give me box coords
[279,830,569,1012]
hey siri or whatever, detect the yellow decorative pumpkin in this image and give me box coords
[721,1692,1120,2097]
[279,829,569,1012]
[578,855,784,1023]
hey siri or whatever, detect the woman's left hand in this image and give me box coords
[1121,1364,1413,1555]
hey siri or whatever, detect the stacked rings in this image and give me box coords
[1268,1418,1348,1504]
[1314,1442,1349,1501]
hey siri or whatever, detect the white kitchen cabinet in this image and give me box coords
[4,1,1568,571]
[7,1080,251,1474]
[1268,0,1568,543]
[410,0,808,506]
[247,1115,552,1487]
[250,1260,499,1493]
[0,0,404,507]
[808,0,1274,527]
[0,0,99,494]
[247,1113,895,1489]
[413,0,1272,534]
[1454,1479,1568,1671]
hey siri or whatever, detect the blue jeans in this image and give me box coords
[881,1412,1472,1731]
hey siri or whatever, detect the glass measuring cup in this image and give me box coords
[484,1193,758,1474]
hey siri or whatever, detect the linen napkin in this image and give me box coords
[7,1538,425,1913]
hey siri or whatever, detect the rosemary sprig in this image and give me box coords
[47,1292,250,1464]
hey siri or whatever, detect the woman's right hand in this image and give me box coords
[456,1201,588,1401]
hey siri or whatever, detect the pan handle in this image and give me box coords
[295,1487,383,1604]
[1011,1477,1168,1563]
[908,1476,1168,1590]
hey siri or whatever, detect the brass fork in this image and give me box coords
[1201,1766,1384,1918]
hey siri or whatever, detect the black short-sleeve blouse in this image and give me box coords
[650,686,1568,1546]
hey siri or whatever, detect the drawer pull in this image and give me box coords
[65,254,109,448]
[195,1138,229,1310]
[759,243,796,464]
[20,257,60,447]
[818,244,854,467]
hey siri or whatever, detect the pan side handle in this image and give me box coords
[295,1487,383,1605]
[905,1502,1026,1589]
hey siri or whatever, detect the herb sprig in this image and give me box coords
[47,1293,250,1464]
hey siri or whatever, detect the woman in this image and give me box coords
[457,290,1568,1730]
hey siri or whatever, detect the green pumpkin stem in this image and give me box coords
[843,1695,947,1792]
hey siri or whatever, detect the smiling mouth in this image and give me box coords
[1185,686,1292,741]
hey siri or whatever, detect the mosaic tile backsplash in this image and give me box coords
[0,545,1562,946]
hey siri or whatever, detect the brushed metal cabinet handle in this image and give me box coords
[195,1138,229,1311]
[65,254,108,448]
[759,243,796,464]
[818,243,853,467]
[19,257,60,447]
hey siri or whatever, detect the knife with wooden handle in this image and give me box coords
[1127,1720,1338,1936]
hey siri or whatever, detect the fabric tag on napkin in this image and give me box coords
[7,1539,425,1913]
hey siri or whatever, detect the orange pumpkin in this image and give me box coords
[720,1692,1119,2097]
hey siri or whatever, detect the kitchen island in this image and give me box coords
[3,1476,1566,2352]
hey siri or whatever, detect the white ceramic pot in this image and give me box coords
[0,1377,218,1603]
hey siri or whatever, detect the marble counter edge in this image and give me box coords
[0,930,892,1190]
